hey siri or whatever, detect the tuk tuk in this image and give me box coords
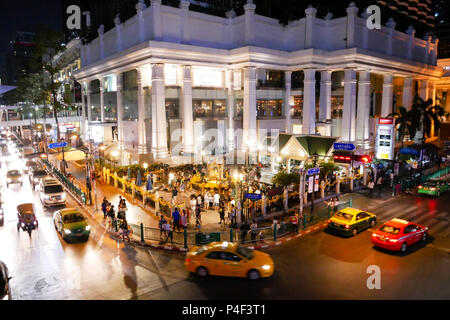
[17,203,38,236]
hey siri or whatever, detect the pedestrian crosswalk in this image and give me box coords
[371,202,449,239]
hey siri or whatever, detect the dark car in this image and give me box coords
[0,260,12,300]
[29,166,48,190]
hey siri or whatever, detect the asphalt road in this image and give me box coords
[1,147,449,300]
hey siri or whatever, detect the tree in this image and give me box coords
[388,106,420,148]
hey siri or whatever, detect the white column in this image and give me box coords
[226,69,235,150]
[179,0,191,44]
[136,67,147,154]
[429,81,436,105]
[151,0,162,40]
[99,77,105,122]
[284,71,292,133]
[181,65,194,154]
[346,2,358,48]
[386,18,396,55]
[319,70,332,121]
[114,14,122,53]
[420,79,429,101]
[244,0,256,46]
[342,69,357,141]
[381,74,394,117]
[81,84,87,140]
[136,0,147,43]
[86,81,92,124]
[356,70,371,141]
[151,63,169,159]
[98,25,105,59]
[116,73,124,149]
[406,26,415,60]
[243,66,257,152]
[304,6,317,49]
[302,69,316,134]
[402,77,413,110]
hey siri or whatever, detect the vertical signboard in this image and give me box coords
[375,118,395,161]
[314,175,319,192]
[308,176,314,193]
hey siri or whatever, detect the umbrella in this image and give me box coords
[136,170,142,186]
[146,173,153,191]
[127,167,131,180]
[399,148,420,156]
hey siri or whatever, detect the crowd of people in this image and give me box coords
[101,195,131,242]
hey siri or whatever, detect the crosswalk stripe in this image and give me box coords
[395,207,431,221]
[410,209,439,225]
[426,220,449,233]
[428,221,449,235]
[376,205,418,221]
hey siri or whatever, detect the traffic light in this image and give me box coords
[333,152,352,164]
[352,154,372,163]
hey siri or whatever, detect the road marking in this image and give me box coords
[412,209,439,225]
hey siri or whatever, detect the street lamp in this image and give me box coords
[143,162,148,170]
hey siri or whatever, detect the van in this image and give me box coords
[39,178,66,207]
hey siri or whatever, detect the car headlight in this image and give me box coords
[43,195,50,200]
[64,229,71,234]
[61,194,66,200]
[262,265,271,270]
[7,178,11,183]
[2,294,9,300]
[86,225,91,231]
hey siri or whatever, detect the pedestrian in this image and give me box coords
[204,191,210,210]
[389,171,394,187]
[196,193,202,209]
[107,205,116,231]
[159,215,167,240]
[181,209,188,230]
[195,205,202,224]
[101,197,108,219]
[120,219,130,242]
[218,202,226,224]
[172,207,181,232]
[190,195,196,216]
[250,219,258,243]
[213,191,220,209]
[368,179,375,195]
[163,221,173,244]
[240,221,250,243]
[195,217,201,232]
[377,175,383,192]
[172,187,178,204]
[230,204,236,228]
[290,211,299,234]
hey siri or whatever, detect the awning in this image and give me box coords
[0,85,16,95]
[276,134,338,161]
[56,149,87,161]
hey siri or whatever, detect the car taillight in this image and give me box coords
[418,185,423,189]
[345,224,350,229]
[185,258,191,263]
[372,233,379,237]
[430,187,436,191]
[389,239,398,243]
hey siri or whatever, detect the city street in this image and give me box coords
[1,148,449,300]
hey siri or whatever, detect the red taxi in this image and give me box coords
[371,218,428,252]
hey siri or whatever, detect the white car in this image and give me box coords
[6,170,23,187]
[39,178,66,207]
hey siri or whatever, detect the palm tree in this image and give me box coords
[388,106,420,148]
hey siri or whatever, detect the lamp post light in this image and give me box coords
[143,162,148,170]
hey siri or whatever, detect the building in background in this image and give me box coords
[73,0,442,166]
[5,31,36,85]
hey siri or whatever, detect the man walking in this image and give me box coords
[218,202,225,224]
[172,207,181,232]
[163,221,173,244]
[250,219,258,243]
[240,221,250,243]
[290,211,299,234]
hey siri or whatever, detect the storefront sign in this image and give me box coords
[193,67,223,87]
[375,118,395,161]
[246,193,262,201]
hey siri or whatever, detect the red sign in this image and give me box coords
[379,118,394,125]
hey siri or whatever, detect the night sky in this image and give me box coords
[0,0,63,69]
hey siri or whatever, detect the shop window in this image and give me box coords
[331,96,344,119]
[257,70,284,88]
[257,99,283,117]
[193,100,227,118]
[165,99,179,118]
[292,96,303,118]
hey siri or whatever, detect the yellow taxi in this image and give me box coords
[185,241,274,280]
[327,207,377,237]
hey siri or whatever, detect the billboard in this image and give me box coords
[375,118,395,160]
